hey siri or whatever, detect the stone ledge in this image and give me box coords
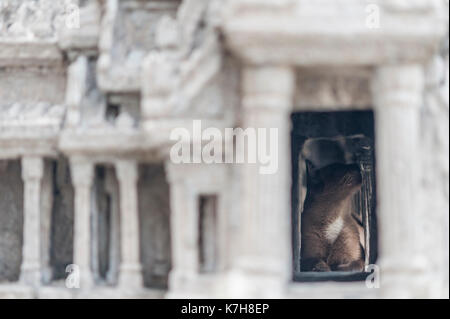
[0,136,58,159]
[0,40,63,67]
[222,3,446,66]
[0,284,33,299]
[0,283,166,299]
[38,285,166,299]
[59,129,147,157]
[287,281,378,299]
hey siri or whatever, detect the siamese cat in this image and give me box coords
[301,162,365,272]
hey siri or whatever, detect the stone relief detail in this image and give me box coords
[142,0,225,121]
[0,0,78,39]
[97,0,181,92]
[58,0,101,54]
[65,55,107,130]
[0,102,65,133]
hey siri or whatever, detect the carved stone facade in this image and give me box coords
[0,0,448,298]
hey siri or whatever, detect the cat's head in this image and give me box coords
[307,162,362,197]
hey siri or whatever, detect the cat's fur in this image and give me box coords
[300,163,365,272]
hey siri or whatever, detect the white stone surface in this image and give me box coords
[0,0,448,299]
[20,156,44,287]
[116,160,143,290]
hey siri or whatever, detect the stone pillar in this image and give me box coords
[20,156,44,287]
[232,66,295,297]
[372,64,428,298]
[116,160,143,289]
[70,158,94,289]
[165,163,202,294]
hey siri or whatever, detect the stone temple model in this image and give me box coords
[0,0,448,298]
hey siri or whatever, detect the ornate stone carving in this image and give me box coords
[0,0,74,39]
[141,0,224,122]
[97,0,181,92]
[0,0,448,299]
[58,0,101,54]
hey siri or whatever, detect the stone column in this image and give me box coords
[20,156,44,287]
[233,66,295,297]
[70,158,94,289]
[116,160,143,289]
[165,163,199,294]
[372,64,428,298]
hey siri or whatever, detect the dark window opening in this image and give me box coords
[92,165,120,285]
[97,193,112,279]
[138,164,172,289]
[105,103,121,124]
[198,195,218,274]
[291,111,378,282]
[0,160,23,283]
[106,94,140,127]
[49,157,75,283]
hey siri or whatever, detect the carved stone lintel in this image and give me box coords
[295,68,372,110]
[222,0,445,67]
